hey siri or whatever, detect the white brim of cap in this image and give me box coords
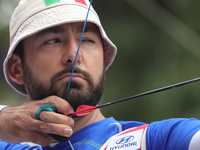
[3,3,117,96]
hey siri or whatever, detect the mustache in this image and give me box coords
[51,67,93,85]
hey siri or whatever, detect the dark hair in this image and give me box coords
[13,40,24,63]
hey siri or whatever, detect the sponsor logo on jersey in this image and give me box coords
[106,129,143,150]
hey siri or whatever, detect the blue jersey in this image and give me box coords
[0,117,200,150]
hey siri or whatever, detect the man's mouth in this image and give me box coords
[57,73,86,81]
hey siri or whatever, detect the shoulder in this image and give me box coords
[146,118,200,150]
[116,119,146,131]
[147,118,200,136]
[100,118,200,150]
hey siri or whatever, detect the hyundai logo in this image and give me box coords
[116,136,134,144]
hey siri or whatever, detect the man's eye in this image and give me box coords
[82,39,94,43]
[45,39,61,44]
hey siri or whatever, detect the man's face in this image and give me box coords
[22,22,105,110]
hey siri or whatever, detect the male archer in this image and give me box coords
[0,0,200,149]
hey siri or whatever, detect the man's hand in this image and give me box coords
[0,96,74,146]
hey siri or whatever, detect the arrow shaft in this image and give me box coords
[97,77,200,109]
[67,78,200,117]
[67,77,200,117]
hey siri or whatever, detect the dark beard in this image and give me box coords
[22,62,105,111]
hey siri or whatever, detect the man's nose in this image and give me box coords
[62,39,82,65]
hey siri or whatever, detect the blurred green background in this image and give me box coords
[1,0,200,124]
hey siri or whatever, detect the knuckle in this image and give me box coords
[69,118,74,127]
[48,96,59,106]
[25,110,32,118]
[39,122,49,131]
[64,117,73,126]
[40,112,51,122]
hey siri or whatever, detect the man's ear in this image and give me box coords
[8,53,24,85]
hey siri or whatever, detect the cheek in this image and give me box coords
[25,52,62,80]
[82,49,104,81]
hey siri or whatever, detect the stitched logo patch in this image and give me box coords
[44,0,87,6]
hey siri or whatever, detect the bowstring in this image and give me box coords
[68,140,75,150]
[66,1,93,150]
[65,0,93,100]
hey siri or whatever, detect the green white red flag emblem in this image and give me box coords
[44,0,87,6]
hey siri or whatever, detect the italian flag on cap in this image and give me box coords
[44,0,87,6]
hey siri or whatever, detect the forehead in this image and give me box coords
[34,22,101,37]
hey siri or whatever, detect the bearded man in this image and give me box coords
[0,0,200,150]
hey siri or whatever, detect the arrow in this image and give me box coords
[67,77,200,117]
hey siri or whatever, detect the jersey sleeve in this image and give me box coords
[146,118,200,150]
[0,140,42,150]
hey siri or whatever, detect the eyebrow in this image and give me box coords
[35,24,98,39]
[35,27,66,39]
[76,25,97,34]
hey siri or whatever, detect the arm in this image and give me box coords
[146,118,200,150]
[0,96,74,146]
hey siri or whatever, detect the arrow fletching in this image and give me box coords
[68,105,97,117]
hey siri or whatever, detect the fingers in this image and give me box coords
[19,112,73,145]
[28,95,74,119]
[0,106,55,146]
[39,111,74,138]
[0,96,74,145]
[30,96,75,141]
[29,119,73,138]
[39,111,74,127]
[44,96,74,115]
[38,96,74,115]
